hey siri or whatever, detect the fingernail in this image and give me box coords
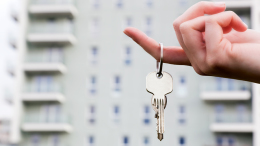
[124,30,130,37]
[213,2,226,7]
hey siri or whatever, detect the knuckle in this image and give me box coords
[173,20,181,30]
[205,56,221,75]
[194,67,206,76]
[226,11,236,16]
[179,22,190,34]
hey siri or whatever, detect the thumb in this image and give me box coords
[205,17,224,52]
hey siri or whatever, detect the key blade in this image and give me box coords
[158,99,165,133]
[157,99,165,141]
[158,133,163,141]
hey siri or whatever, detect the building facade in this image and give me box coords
[14,0,260,146]
[0,0,21,145]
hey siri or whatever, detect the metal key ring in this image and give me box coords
[156,43,163,78]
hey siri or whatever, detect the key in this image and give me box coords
[146,71,173,141]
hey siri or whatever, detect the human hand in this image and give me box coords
[124,1,260,83]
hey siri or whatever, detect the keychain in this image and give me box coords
[146,43,173,141]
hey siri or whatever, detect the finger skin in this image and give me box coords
[173,1,226,74]
[188,11,247,32]
[224,29,260,44]
[124,27,191,65]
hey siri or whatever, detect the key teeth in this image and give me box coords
[158,133,163,141]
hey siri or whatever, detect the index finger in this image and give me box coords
[124,27,191,65]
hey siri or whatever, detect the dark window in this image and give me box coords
[89,136,94,144]
[114,106,119,114]
[179,137,185,145]
[144,137,149,145]
[123,136,129,144]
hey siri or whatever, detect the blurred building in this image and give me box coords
[14,0,260,146]
[0,0,21,145]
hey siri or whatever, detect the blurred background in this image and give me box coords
[0,0,259,146]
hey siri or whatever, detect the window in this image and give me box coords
[47,47,63,63]
[113,76,121,92]
[90,18,99,37]
[143,137,149,146]
[178,105,186,124]
[87,136,94,146]
[236,104,246,122]
[124,46,131,65]
[90,47,98,64]
[228,137,235,146]
[112,105,120,124]
[215,104,224,123]
[179,0,188,7]
[91,0,99,9]
[41,104,61,123]
[89,76,97,95]
[116,0,123,8]
[179,136,185,146]
[177,76,187,97]
[35,76,53,92]
[47,18,56,32]
[227,79,234,91]
[31,134,40,146]
[216,136,223,146]
[64,18,74,33]
[144,17,152,36]
[146,0,153,7]
[143,106,150,125]
[216,77,222,91]
[50,134,59,146]
[123,136,129,146]
[125,17,132,27]
[216,78,236,91]
[88,105,96,124]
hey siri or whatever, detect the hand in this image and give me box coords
[124,1,260,83]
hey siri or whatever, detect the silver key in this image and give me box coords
[146,71,173,141]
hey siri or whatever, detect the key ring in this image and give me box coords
[156,43,163,78]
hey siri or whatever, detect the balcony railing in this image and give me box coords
[28,19,76,44]
[210,114,253,133]
[24,84,62,93]
[30,0,75,5]
[26,54,64,63]
[29,21,74,34]
[22,114,72,132]
[212,114,252,123]
[24,114,71,123]
[200,77,251,101]
[29,0,78,17]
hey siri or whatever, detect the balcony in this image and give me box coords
[210,114,253,133]
[21,93,65,103]
[22,83,64,102]
[28,19,76,45]
[201,91,251,101]
[28,34,76,45]
[200,77,251,101]
[29,0,78,17]
[24,63,66,73]
[22,114,72,133]
[24,53,66,73]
